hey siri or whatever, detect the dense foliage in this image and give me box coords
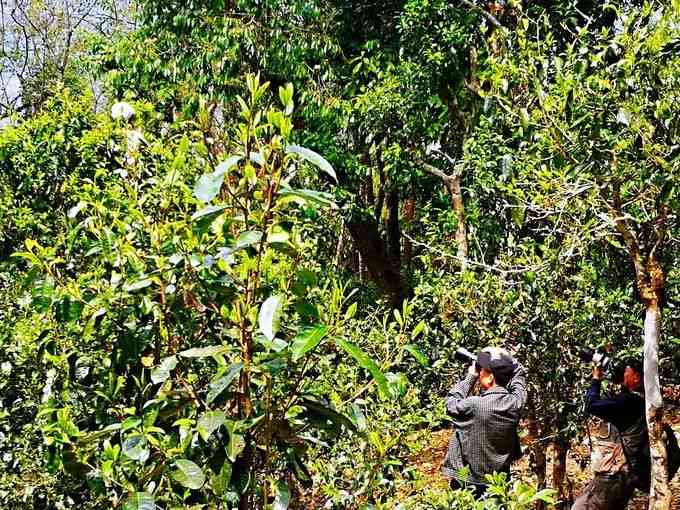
[1,0,679,509]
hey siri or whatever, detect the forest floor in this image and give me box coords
[409,397,680,510]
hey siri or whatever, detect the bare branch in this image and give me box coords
[459,0,503,29]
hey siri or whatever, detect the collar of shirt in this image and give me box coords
[481,386,509,397]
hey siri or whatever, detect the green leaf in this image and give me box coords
[122,434,148,461]
[286,144,337,181]
[386,372,409,398]
[206,363,244,404]
[195,172,225,202]
[290,326,328,361]
[197,410,226,441]
[349,403,367,432]
[191,205,228,221]
[234,230,263,249]
[278,187,337,209]
[215,155,241,176]
[273,480,291,510]
[151,356,177,384]
[259,295,284,341]
[212,461,232,496]
[337,339,389,398]
[299,396,357,432]
[224,421,246,462]
[403,344,428,367]
[179,345,229,358]
[173,459,206,489]
[123,492,155,510]
[123,278,152,292]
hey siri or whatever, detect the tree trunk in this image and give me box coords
[445,174,468,262]
[547,441,568,508]
[347,213,404,308]
[421,162,468,265]
[402,195,415,268]
[526,412,547,509]
[384,189,401,269]
[645,298,671,510]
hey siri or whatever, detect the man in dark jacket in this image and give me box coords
[572,359,648,510]
[442,346,527,497]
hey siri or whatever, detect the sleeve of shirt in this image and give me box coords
[446,373,477,418]
[507,360,527,410]
[585,380,629,425]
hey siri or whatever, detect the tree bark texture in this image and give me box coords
[402,196,415,267]
[347,214,404,307]
[422,162,468,264]
[384,189,401,268]
[547,441,568,508]
[645,299,671,510]
[526,412,548,509]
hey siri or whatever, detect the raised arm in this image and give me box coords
[507,360,527,410]
[446,368,477,418]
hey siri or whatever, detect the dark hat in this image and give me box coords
[476,350,515,387]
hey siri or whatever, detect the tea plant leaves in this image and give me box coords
[336,339,390,398]
[172,459,206,489]
[259,295,284,341]
[291,326,328,361]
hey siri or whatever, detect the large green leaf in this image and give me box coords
[178,345,229,358]
[336,339,390,398]
[206,363,244,404]
[277,187,336,209]
[122,434,148,461]
[286,144,337,181]
[191,204,228,221]
[299,396,357,432]
[150,356,177,384]
[290,326,328,361]
[212,461,233,496]
[403,344,428,367]
[122,492,155,510]
[173,459,206,489]
[194,172,225,202]
[273,480,291,510]
[224,420,246,462]
[197,410,226,441]
[259,295,284,341]
[214,155,242,176]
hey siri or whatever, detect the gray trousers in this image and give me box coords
[571,473,636,510]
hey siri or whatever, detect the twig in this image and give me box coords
[459,0,503,29]
[402,232,548,275]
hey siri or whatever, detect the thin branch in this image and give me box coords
[459,0,503,29]
[402,232,547,276]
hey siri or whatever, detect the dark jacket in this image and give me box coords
[442,361,527,484]
[586,380,648,478]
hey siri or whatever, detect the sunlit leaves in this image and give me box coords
[285,145,337,182]
[259,295,284,341]
[150,356,177,384]
[122,492,155,510]
[206,363,244,404]
[291,326,328,361]
[336,339,390,399]
[197,411,226,441]
[172,459,206,489]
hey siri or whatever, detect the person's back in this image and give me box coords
[442,347,527,494]
[572,359,648,510]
